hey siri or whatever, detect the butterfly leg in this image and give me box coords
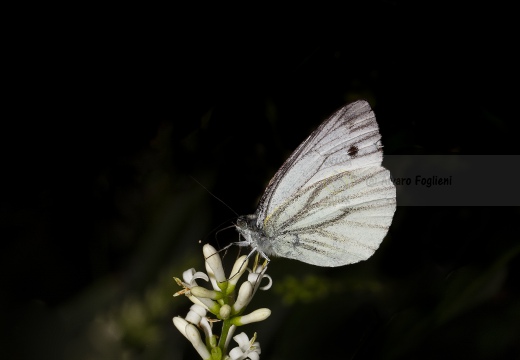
[228,246,258,280]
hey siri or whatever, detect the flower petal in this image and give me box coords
[233,332,251,350]
[229,346,246,360]
[182,268,196,283]
[185,304,207,324]
[259,274,272,291]
[199,317,213,340]
[224,325,236,351]
[183,268,209,286]
[248,352,260,360]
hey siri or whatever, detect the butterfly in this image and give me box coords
[235,100,396,267]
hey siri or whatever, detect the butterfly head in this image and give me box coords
[236,214,258,241]
[235,214,274,258]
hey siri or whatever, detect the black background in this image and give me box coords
[2,3,519,359]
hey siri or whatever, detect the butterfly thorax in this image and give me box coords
[236,214,275,257]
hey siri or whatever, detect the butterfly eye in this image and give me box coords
[237,216,247,228]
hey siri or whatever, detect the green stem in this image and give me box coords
[218,319,232,353]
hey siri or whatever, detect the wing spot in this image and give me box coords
[348,145,359,157]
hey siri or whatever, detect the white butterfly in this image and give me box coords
[235,100,396,267]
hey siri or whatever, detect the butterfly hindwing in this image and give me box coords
[263,166,395,266]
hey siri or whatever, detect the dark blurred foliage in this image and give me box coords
[2,2,519,360]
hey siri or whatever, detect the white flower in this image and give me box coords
[228,332,261,360]
[174,268,221,313]
[173,268,209,297]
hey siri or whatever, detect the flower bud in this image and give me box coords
[185,323,211,359]
[231,308,271,326]
[203,244,227,284]
[232,281,253,313]
[219,304,231,319]
[228,255,249,288]
[190,286,223,300]
[211,347,222,359]
[172,317,189,338]
[188,295,220,314]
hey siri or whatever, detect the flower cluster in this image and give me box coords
[173,244,272,360]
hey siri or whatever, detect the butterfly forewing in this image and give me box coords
[253,100,396,266]
[255,100,385,228]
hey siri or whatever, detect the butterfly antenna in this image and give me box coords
[215,223,237,236]
[190,176,239,217]
[200,219,237,244]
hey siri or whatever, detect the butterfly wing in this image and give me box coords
[256,100,396,266]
